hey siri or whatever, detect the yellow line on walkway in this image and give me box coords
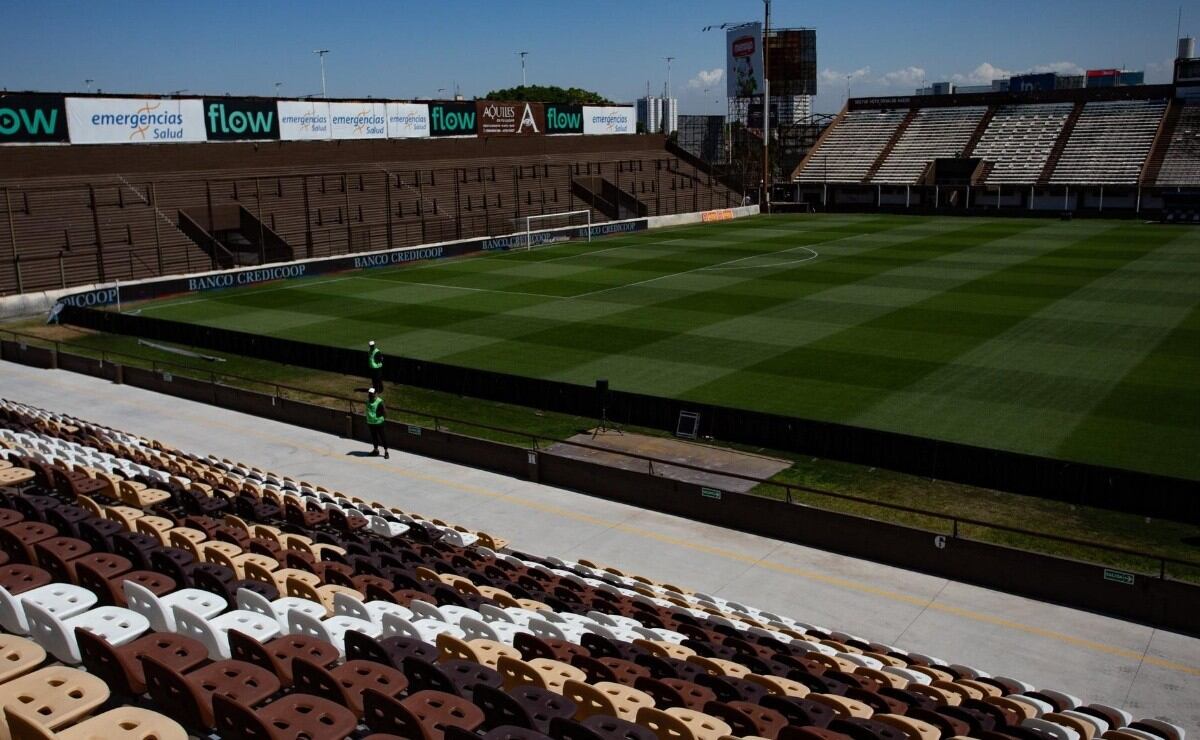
[23,365,1200,678]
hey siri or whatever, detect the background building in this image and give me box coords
[637,95,678,134]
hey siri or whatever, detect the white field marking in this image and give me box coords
[698,247,820,271]
[134,276,356,313]
[350,275,562,299]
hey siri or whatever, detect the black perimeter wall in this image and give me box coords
[62,306,1200,524]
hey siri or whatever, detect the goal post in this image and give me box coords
[522,209,592,251]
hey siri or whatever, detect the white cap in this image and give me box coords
[368,387,376,394]
[368,340,375,346]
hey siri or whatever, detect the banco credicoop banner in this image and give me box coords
[66,97,206,144]
[429,102,477,136]
[202,98,280,141]
[0,94,69,144]
[544,104,583,134]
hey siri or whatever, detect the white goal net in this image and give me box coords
[521,209,592,251]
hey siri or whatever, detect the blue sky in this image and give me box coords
[0,0,1189,114]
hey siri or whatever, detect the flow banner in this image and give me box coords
[277,100,332,140]
[329,101,387,139]
[582,106,634,135]
[544,104,583,134]
[727,22,764,98]
[476,100,544,136]
[202,98,279,141]
[66,97,206,144]
[385,103,430,138]
[429,102,477,136]
[0,94,69,144]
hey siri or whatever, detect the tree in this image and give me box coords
[484,85,612,105]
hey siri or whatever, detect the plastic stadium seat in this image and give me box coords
[291,655,409,716]
[171,603,280,660]
[0,583,97,635]
[122,580,225,632]
[6,705,187,740]
[0,666,110,740]
[362,688,486,740]
[211,691,358,740]
[140,654,281,731]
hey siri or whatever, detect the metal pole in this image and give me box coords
[761,0,771,214]
[519,52,528,86]
[314,50,330,98]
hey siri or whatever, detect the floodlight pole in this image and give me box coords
[762,0,771,214]
[519,51,529,86]
[314,49,330,98]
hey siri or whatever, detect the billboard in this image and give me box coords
[727,22,764,98]
[429,102,477,136]
[0,94,69,144]
[765,28,817,97]
[329,101,387,139]
[1008,73,1057,93]
[544,104,583,134]
[202,98,279,141]
[66,97,206,144]
[277,100,332,140]
[475,100,544,136]
[582,106,634,135]
[385,103,430,138]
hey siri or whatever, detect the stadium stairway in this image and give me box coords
[863,109,918,183]
[1142,100,1182,186]
[0,394,1191,739]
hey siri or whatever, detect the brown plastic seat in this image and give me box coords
[0,634,46,684]
[1,522,58,563]
[515,633,590,663]
[0,666,110,740]
[292,655,409,717]
[6,705,187,740]
[363,688,486,740]
[704,700,788,740]
[76,629,207,696]
[228,629,340,687]
[211,691,358,740]
[141,654,282,730]
[345,631,439,669]
[0,564,51,595]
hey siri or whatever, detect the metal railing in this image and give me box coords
[3,326,1198,583]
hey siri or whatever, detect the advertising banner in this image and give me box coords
[0,94,69,144]
[1008,73,1056,93]
[544,104,583,134]
[475,100,544,136]
[385,103,430,138]
[727,22,764,98]
[429,102,477,136]
[277,100,332,140]
[202,97,279,141]
[66,97,206,144]
[329,101,387,139]
[582,106,634,135]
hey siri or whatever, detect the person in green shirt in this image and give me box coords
[365,387,389,459]
[367,340,384,392]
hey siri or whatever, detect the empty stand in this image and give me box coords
[973,103,1074,184]
[1049,99,1167,184]
[792,110,908,183]
[872,107,988,184]
[1156,101,1200,185]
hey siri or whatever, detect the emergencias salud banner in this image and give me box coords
[12,95,633,145]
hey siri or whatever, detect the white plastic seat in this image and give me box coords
[440,528,478,547]
[235,588,325,631]
[24,603,149,664]
[287,610,381,655]
[460,615,526,644]
[0,584,97,635]
[332,592,412,624]
[369,516,409,538]
[1023,718,1081,740]
[172,604,280,659]
[382,612,465,643]
[123,582,226,633]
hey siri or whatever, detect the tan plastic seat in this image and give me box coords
[744,673,810,698]
[0,634,46,684]
[7,705,187,740]
[665,707,732,740]
[0,667,109,740]
[635,639,696,662]
[638,706,697,740]
[686,656,750,678]
[133,516,174,545]
[809,693,873,719]
[285,576,360,614]
[874,713,942,740]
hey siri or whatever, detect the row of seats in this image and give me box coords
[793,111,909,183]
[1157,102,1200,186]
[872,107,988,185]
[1049,100,1167,184]
[0,398,1186,740]
[972,104,1073,184]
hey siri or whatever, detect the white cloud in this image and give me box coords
[878,66,926,87]
[1030,61,1084,75]
[819,66,871,85]
[950,62,1014,85]
[686,68,724,90]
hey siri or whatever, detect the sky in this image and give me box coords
[0,0,1190,115]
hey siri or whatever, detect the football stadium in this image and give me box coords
[0,2,1199,738]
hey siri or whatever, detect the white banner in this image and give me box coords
[66,97,206,144]
[582,106,635,135]
[385,102,430,138]
[727,22,764,98]
[329,101,387,140]
[277,100,332,140]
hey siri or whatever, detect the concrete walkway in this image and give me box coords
[1,360,1197,730]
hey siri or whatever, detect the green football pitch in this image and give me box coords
[133,214,1200,481]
